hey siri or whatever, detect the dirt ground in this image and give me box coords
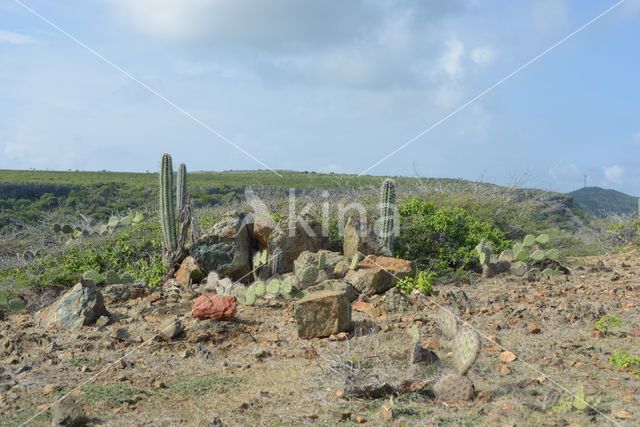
[1,252,639,426]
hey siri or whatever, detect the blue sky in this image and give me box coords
[1,0,639,194]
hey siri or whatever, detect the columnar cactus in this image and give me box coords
[159,153,177,254]
[176,163,187,216]
[379,178,396,253]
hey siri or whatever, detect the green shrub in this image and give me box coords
[594,315,622,335]
[610,349,640,376]
[396,270,435,296]
[396,197,509,274]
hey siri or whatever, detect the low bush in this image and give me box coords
[395,197,510,274]
[396,270,436,296]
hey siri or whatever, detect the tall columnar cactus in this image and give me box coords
[159,153,177,254]
[176,163,187,216]
[380,178,396,253]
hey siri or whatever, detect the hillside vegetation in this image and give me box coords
[570,187,638,218]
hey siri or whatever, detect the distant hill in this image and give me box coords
[569,187,638,218]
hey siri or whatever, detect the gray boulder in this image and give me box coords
[39,282,106,330]
[191,212,254,282]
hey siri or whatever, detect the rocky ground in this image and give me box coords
[1,252,639,427]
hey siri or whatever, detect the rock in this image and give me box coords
[410,342,440,366]
[175,257,205,287]
[159,316,184,340]
[294,251,320,289]
[318,250,349,276]
[433,374,475,401]
[528,322,541,334]
[294,290,351,339]
[253,348,271,359]
[51,396,86,427]
[39,282,107,330]
[191,212,254,281]
[343,380,395,399]
[343,216,385,258]
[381,288,411,312]
[191,295,238,320]
[102,283,148,304]
[42,383,61,396]
[378,401,394,423]
[345,255,412,295]
[267,214,328,273]
[305,280,358,303]
[203,272,219,294]
[499,351,517,363]
[252,217,276,249]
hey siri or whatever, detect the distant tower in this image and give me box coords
[583,175,587,188]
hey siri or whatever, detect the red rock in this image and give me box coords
[191,295,237,320]
[352,300,373,313]
[632,328,640,337]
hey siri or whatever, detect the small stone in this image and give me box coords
[253,348,271,360]
[528,322,541,334]
[498,364,512,375]
[499,351,517,363]
[355,415,367,424]
[613,410,633,420]
[328,332,350,341]
[43,383,61,396]
[378,401,394,423]
[433,374,475,402]
[51,396,86,427]
[159,317,184,340]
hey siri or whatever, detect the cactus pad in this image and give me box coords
[453,326,481,375]
[522,234,536,247]
[266,278,281,295]
[436,306,458,339]
[433,373,475,402]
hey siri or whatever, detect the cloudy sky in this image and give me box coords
[1,0,639,194]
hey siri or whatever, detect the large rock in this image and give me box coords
[191,212,255,282]
[191,295,238,320]
[305,280,358,303]
[39,282,107,330]
[293,250,349,289]
[267,214,328,273]
[343,216,387,258]
[345,255,413,296]
[51,396,86,427]
[175,256,205,287]
[294,290,351,339]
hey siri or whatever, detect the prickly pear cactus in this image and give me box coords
[436,306,458,339]
[433,373,475,402]
[453,326,481,375]
[266,278,281,295]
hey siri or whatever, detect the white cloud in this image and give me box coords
[438,38,465,79]
[0,30,37,45]
[470,45,497,66]
[531,0,568,32]
[603,165,624,184]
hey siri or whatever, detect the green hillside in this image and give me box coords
[569,187,638,218]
